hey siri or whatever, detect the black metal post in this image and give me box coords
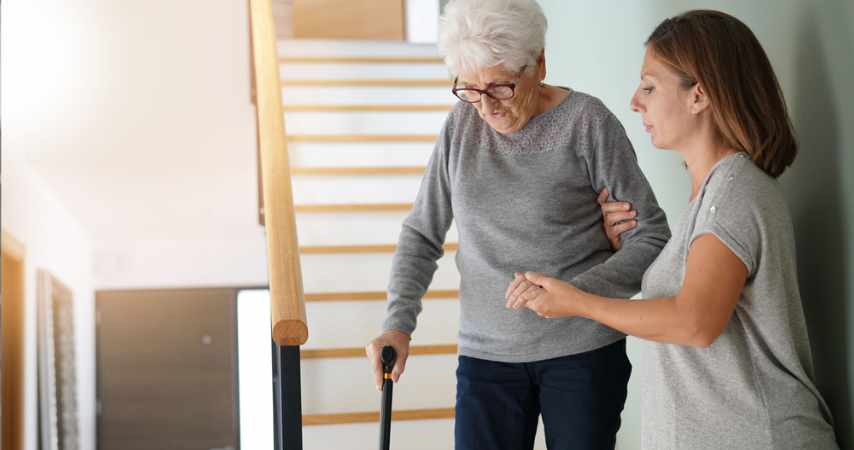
[271,340,281,450]
[276,345,303,450]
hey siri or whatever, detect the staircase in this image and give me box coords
[280,39,461,450]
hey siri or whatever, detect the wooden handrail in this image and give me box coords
[304,289,458,302]
[283,104,453,112]
[287,134,437,142]
[300,243,458,254]
[301,344,457,359]
[249,0,308,346]
[303,407,455,426]
[294,203,412,213]
[280,56,444,64]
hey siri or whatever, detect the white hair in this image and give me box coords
[438,0,548,76]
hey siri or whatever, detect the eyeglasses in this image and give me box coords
[451,66,528,104]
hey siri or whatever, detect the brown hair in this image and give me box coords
[646,10,796,178]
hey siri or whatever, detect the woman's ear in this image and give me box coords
[537,49,546,81]
[690,82,711,114]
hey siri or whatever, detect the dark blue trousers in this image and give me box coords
[455,339,631,450]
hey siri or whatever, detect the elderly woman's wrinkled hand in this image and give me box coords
[504,272,584,318]
[598,188,638,251]
[505,272,543,309]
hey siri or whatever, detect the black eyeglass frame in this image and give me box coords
[451,65,529,104]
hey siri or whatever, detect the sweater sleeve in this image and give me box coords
[382,116,456,335]
[571,108,671,298]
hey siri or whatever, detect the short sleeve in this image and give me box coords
[689,159,763,277]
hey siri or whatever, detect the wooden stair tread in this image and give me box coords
[300,243,458,254]
[295,203,412,213]
[283,104,453,112]
[279,56,444,64]
[303,407,455,426]
[301,344,457,360]
[287,134,437,142]
[291,166,425,176]
[281,79,450,87]
[304,289,458,302]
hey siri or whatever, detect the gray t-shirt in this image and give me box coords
[383,90,671,362]
[641,152,838,449]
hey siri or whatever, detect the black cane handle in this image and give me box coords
[381,346,397,376]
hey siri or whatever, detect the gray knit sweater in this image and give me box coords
[382,90,671,362]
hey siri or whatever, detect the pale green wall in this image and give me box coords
[539,1,854,448]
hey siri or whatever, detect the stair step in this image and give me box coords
[296,216,458,248]
[285,111,447,135]
[282,79,450,87]
[282,87,454,108]
[295,203,412,213]
[304,289,458,302]
[303,302,458,349]
[302,344,457,360]
[302,419,455,450]
[300,251,459,293]
[287,134,437,142]
[289,143,434,172]
[303,407,455,426]
[280,56,444,64]
[277,40,441,59]
[283,104,453,112]
[291,166,425,176]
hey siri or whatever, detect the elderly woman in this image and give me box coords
[365,0,670,448]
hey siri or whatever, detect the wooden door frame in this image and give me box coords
[2,230,26,450]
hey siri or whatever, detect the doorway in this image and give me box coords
[96,287,239,450]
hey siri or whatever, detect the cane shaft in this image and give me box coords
[379,378,394,450]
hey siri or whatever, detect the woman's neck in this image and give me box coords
[536,84,570,116]
[682,141,739,202]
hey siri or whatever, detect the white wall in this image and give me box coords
[405,0,440,43]
[0,160,95,450]
[1,0,260,290]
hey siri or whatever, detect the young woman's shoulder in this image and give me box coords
[694,153,794,276]
[707,153,788,216]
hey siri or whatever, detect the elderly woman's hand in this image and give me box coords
[597,188,638,251]
[505,272,585,318]
[365,330,410,391]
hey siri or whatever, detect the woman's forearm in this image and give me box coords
[576,292,708,347]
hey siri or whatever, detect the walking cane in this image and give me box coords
[379,346,397,450]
